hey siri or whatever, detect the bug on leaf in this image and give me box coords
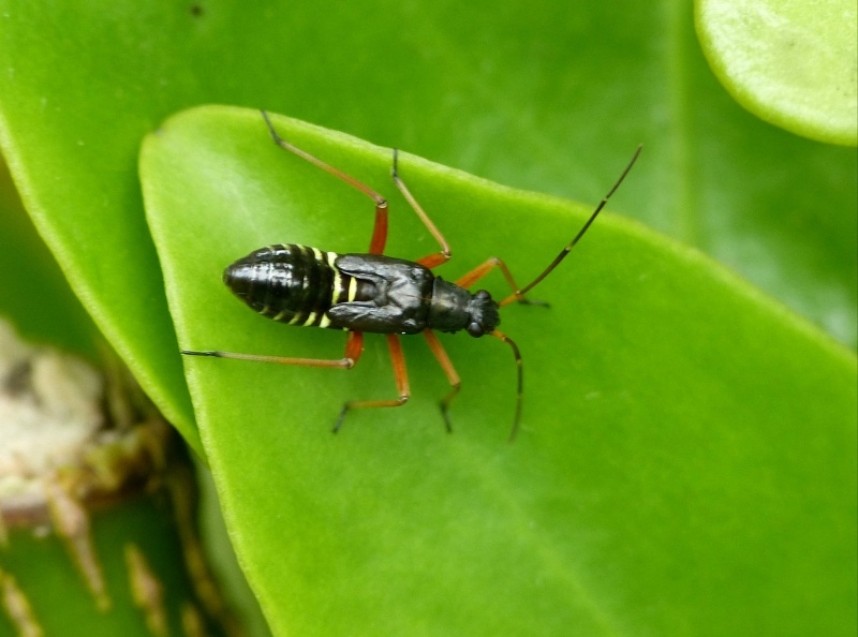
[183,111,641,440]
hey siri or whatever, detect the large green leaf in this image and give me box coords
[0,160,97,355]
[142,105,856,636]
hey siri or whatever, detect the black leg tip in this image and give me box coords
[519,297,550,309]
[439,404,453,434]
[391,148,400,178]
[332,406,349,434]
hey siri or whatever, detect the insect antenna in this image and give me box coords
[499,145,642,307]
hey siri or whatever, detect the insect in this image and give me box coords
[183,111,641,440]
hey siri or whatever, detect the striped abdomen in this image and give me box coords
[224,243,360,329]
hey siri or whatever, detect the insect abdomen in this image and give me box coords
[224,243,356,328]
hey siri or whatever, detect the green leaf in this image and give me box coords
[142,105,857,636]
[696,0,858,146]
[0,160,97,355]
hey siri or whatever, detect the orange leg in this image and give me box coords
[455,257,547,307]
[422,330,461,432]
[263,113,454,262]
[332,334,411,433]
[182,330,364,369]
[391,149,452,269]
[262,111,390,255]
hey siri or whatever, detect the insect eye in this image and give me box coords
[467,322,485,337]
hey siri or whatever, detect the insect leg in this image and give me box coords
[261,111,390,254]
[455,258,547,307]
[422,329,461,433]
[333,334,410,433]
[182,330,364,369]
[391,149,452,269]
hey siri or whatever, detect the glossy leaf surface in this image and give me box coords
[142,105,857,636]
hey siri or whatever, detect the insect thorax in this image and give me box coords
[428,280,499,337]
